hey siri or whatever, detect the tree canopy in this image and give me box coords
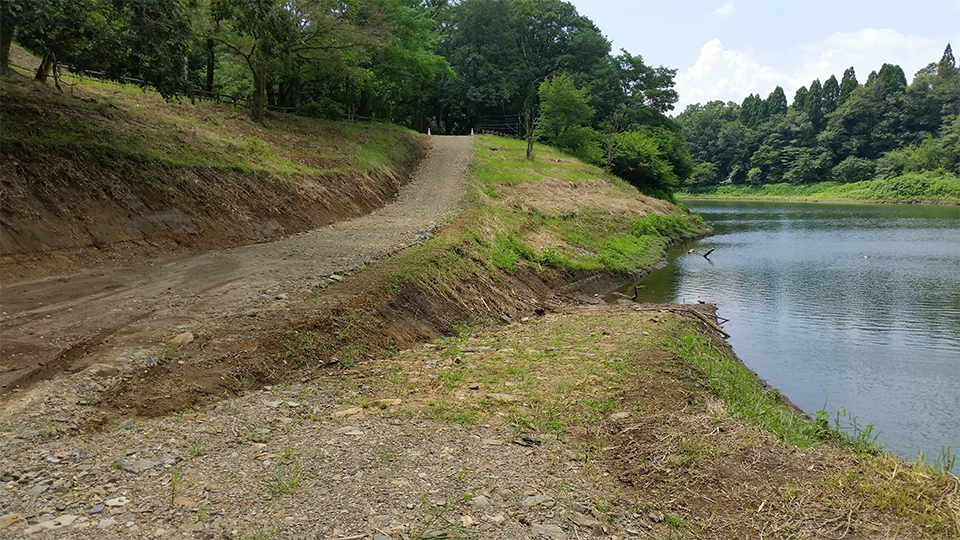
[1,0,712,200]
[677,44,960,187]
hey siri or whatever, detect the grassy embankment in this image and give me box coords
[2,42,427,282]
[1,48,414,184]
[677,173,960,204]
[272,135,710,376]
[275,136,957,537]
[6,52,956,536]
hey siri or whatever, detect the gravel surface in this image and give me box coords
[0,340,638,540]
[1,136,474,396]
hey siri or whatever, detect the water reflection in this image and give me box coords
[612,201,960,471]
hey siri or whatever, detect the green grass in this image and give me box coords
[467,135,710,276]
[0,75,420,182]
[266,465,302,497]
[663,328,878,451]
[678,172,960,204]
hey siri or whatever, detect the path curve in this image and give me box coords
[0,136,474,396]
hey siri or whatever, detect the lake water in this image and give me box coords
[611,200,960,472]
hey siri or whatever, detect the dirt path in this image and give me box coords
[0,136,474,398]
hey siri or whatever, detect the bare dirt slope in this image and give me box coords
[2,304,954,539]
[0,136,474,398]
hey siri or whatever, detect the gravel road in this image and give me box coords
[0,136,475,398]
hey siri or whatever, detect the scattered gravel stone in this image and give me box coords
[532,523,566,539]
[25,485,49,497]
[168,332,194,348]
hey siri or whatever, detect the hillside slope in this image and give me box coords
[0,72,426,283]
[0,66,956,540]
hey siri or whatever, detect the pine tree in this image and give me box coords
[804,79,824,130]
[766,86,788,116]
[838,67,859,106]
[941,43,955,69]
[821,75,840,116]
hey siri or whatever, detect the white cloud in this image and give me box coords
[673,30,948,113]
[794,28,942,83]
[674,39,792,112]
[713,1,735,18]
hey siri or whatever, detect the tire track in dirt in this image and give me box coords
[0,136,474,398]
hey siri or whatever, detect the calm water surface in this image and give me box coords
[615,201,960,471]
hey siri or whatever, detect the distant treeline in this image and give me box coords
[677,45,960,189]
[5,1,956,202]
[1,0,699,200]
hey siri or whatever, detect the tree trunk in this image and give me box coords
[35,51,57,83]
[204,39,214,93]
[358,87,369,119]
[250,48,266,124]
[0,13,14,74]
[605,134,615,172]
[524,109,535,159]
[252,68,265,124]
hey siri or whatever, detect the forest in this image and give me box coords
[1,0,958,201]
[677,45,960,195]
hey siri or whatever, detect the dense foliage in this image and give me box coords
[6,1,955,202]
[2,0,692,200]
[677,45,960,191]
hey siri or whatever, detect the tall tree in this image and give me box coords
[766,86,787,116]
[535,73,594,151]
[614,50,678,114]
[872,63,907,93]
[821,74,840,116]
[792,86,808,111]
[209,0,289,124]
[838,67,859,105]
[803,78,824,130]
[941,43,956,69]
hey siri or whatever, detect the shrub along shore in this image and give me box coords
[677,172,960,204]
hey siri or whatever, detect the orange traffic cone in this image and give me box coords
[427,128,431,135]
[470,128,474,136]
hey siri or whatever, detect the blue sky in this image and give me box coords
[567,0,960,113]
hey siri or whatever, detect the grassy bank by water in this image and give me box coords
[678,172,960,204]
[5,54,956,537]
[265,135,711,382]
[244,136,957,537]
[355,306,959,538]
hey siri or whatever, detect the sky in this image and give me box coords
[566,0,960,114]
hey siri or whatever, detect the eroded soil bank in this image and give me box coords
[2,304,956,539]
[0,135,464,403]
[2,72,956,538]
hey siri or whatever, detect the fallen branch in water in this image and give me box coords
[634,305,730,339]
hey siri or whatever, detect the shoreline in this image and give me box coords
[2,303,956,539]
[678,195,960,206]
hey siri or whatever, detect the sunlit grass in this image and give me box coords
[679,173,960,204]
[0,73,418,183]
